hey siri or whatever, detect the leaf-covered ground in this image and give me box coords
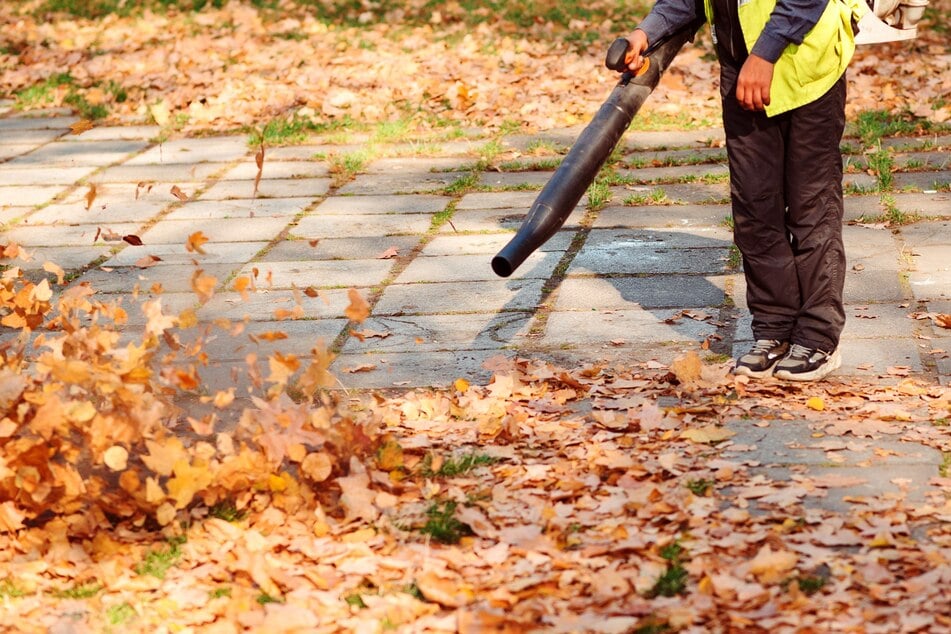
[1,0,949,136]
[1,255,951,632]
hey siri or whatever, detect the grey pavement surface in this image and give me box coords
[2,108,950,514]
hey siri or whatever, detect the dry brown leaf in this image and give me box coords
[69,119,94,135]
[344,288,370,323]
[170,185,189,201]
[185,231,208,254]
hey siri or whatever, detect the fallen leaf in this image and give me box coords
[376,246,399,259]
[135,254,162,268]
[84,184,97,210]
[345,288,370,322]
[170,185,189,201]
[185,231,208,254]
[681,425,735,444]
[103,445,129,471]
[69,119,94,135]
[123,234,144,246]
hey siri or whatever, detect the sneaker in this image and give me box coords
[773,344,841,382]
[734,339,790,378]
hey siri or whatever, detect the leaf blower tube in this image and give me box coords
[491,19,704,278]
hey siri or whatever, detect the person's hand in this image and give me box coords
[625,29,650,73]
[736,54,774,111]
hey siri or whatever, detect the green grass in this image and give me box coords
[421,452,497,478]
[442,173,479,196]
[134,536,185,579]
[420,500,473,544]
[209,587,232,599]
[53,582,102,599]
[0,580,28,599]
[106,602,136,626]
[941,452,950,478]
[647,541,689,598]
[727,243,742,269]
[623,188,668,206]
[208,500,247,522]
[249,116,318,147]
[586,181,612,210]
[685,478,714,496]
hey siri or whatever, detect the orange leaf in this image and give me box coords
[69,119,94,135]
[84,184,97,210]
[185,231,208,254]
[170,185,189,201]
[344,288,370,323]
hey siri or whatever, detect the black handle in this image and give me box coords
[605,37,630,72]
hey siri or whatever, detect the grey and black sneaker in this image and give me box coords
[772,344,841,382]
[733,339,789,378]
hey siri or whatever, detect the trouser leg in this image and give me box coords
[784,75,847,351]
[721,66,799,343]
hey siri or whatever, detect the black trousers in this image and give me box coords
[721,65,847,353]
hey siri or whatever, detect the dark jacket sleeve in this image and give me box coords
[638,0,702,46]
[750,0,829,62]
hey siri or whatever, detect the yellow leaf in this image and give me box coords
[806,397,825,411]
[377,441,403,471]
[166,458,214,509]
[69,119,94,135]
[454,378,470,392]
[150,100,171,126]
[103,445,129,471]
[65,400,97,424]
[670,350,702,384]
[156,502,177,526]
[681,425,735,444]
[212,388,235,409]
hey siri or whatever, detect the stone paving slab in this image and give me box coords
[0,185,67,207]
[0,128,65,145]
[901,220,951,246]
[583,227,734,249]
[373,279,546,315]
[65,126,161,141]
[0,166,96,186]
[338,172,463,195]
[340,313,532,354]
[895,170,951,190]
[365,157,473,173]
[239,259,393,289]
[0,116,79,131]
[198,178,331,200]
[595,204,729,228]
[59,182,200,205]
[27,200,169,225]
[553,275,727,311]
[1,246,112,271]
[139,216,289,245]
[456,191,546,210]
[329,349,503,389]
[541,308,717,348]
[76,263,238,294]
[196,289,352,322]
[293,213,433,238]
[402,250,563,283]
[618,163,730,184]
[0,206,32,225]
[5,223,144,247]
[0,145,39,161]
[843,269,908,303]
[422,232,574,255]
[260,236,421,262]
[125,136,249,165]
[196,318,348,362]
[314,195,450,215]
[95,163,226,183]
[163,198,313,221]
[103,241,268,266]
[478,171,548,189]
[219,161,329,180]
[6,140,150,167]
[569,245,729,276]
[443,207,586,232]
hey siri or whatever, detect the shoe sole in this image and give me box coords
[773,349,842,382]
[733,364,778,379]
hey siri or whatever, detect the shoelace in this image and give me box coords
[786,343,814,360]
[750,339,781,354]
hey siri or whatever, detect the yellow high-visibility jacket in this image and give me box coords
[703,0,868,116]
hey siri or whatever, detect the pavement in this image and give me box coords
[2,102,950,513]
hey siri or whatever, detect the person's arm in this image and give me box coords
[737,0,828,110]
[625,0,702,72]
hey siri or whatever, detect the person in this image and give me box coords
[625,0,866,381]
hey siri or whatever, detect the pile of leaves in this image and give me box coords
[0,0,948,134]
[1,242,951,631]
[0,243,381,536]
